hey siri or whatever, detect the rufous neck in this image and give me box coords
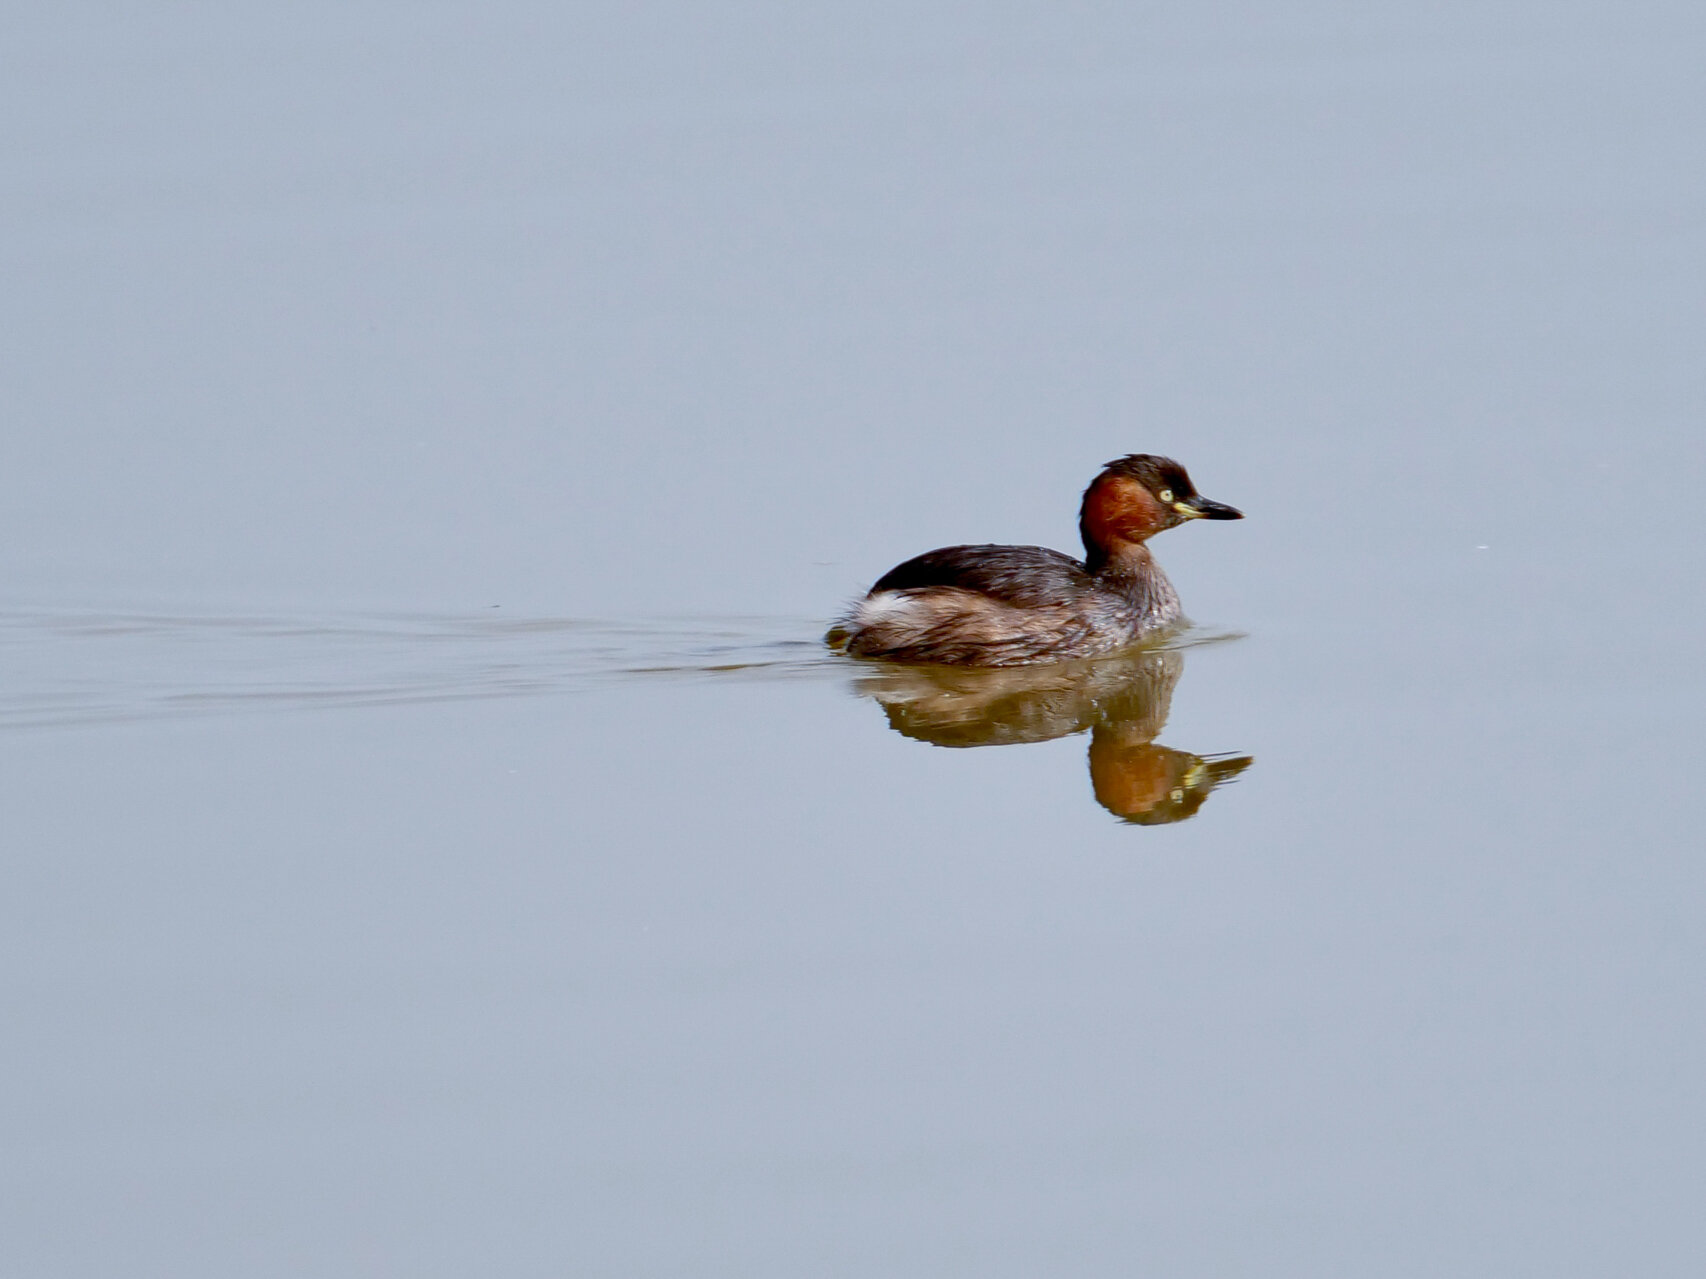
[1084,538,1155,579]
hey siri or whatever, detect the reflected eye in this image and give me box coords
[1170,788,1185,802]
[1158,489,1174,503]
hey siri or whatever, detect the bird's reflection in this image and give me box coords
[849,648,1251,824]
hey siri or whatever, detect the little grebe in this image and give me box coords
[826,454,1242,666]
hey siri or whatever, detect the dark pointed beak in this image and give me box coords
[1174,494,1243,521]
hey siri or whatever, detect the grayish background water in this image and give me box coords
[5,4,1704,1275]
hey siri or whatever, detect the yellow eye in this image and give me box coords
[1159,489,1174,503]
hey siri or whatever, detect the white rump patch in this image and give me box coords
[855,591,919,622]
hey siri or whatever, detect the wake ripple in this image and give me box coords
[0,608,837,731]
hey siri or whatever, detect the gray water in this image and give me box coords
[6,4,1705,1276]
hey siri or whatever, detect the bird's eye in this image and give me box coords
[1170,788,1185,802]
[1159,489,1174,503]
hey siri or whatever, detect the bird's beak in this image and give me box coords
[1174,494,1243,520]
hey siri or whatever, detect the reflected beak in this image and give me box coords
[1174,494,1243,521]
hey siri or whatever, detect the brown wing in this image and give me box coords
[868,544,1092,609]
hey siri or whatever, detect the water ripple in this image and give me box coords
[0,607,838,731]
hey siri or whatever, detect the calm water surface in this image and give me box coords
[6,2,1706,1276]
[6,597,1702,1276]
